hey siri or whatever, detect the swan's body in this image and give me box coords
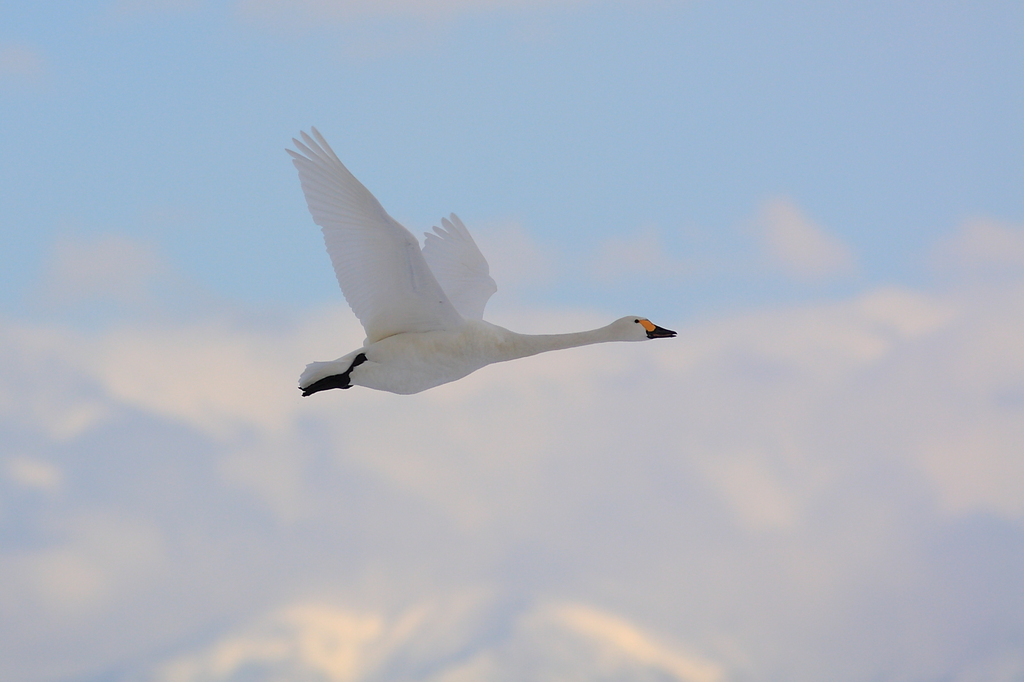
[289,128,675,396]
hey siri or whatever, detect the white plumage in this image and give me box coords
[289,128,675,396]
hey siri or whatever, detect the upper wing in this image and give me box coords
[421,214,497,320]
[288,129,463,344]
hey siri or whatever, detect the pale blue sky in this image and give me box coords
[3,0,1021,320]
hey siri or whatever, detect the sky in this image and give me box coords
[1,1,1024,681]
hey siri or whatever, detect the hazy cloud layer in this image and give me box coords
[470,221,556,295]
[757,197,857,280]
[0,43,46,83]
[39,234,168,308]
[2,244,1023,680]
[583,198,857,288]
[932,217,1024,275]
[5,456,64,493]
[149,598,724,682]
[589,228,700,283]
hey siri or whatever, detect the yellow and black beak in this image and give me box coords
[639,319,677,339]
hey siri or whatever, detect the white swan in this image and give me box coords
[289,128,676,396]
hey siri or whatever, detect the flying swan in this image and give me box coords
[289,128,676,396]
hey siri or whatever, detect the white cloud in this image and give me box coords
[153,594,495,682]
[917,425,1024,518]
[0,43,46,83]
[40,234,167,307]
[896,284,1024,518]
[589,228,699,283]
[5,457,63,493]
[0,513,166,617]
[0,319,113,441]
[19,271,1005,534]
[1,281,1013,534]
[932,217,1024,274]
[472,220,555,296]
[854,286,957,339]
[700,451,798,531]
[150,596,722,682]
[757,197,856,280]
[544,602,724,682]
[73,306,351,441]
[953,650,1024,682]
[2,276,1024,681]
[154,604,385,682]
[218,436,313,521]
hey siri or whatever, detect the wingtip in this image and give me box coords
[289,135,316,160]
[448,213,473,241]
[290,127,343,167]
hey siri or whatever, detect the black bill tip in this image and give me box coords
[646,325,677,339]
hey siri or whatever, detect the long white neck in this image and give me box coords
[502,324,619,361]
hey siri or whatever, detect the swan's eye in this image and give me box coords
[634,319,640,323]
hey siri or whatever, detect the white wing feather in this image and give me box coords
[288,129,463,344]
[422,214,497,320]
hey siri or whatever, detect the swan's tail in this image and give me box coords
[299,353,368,396]
[299,361,346,389]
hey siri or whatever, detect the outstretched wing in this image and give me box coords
[422,214,497,320]
[288,129,463,344]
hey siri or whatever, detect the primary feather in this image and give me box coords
[288,128,462,344]
[422,214,497,320]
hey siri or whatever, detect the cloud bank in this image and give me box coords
[2,222,1023,681]
[150,597,723,682]
[932,217,1024,275]
[757,197,856,280]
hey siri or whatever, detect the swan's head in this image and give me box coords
[612,316,677,341]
